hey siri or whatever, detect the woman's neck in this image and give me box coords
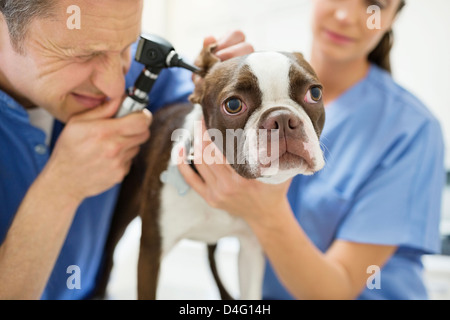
[310,46,370,106]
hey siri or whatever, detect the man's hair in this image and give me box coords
[0,0,56,53]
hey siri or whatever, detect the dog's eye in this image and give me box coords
[304,86,323,104]
[223,98,245,115]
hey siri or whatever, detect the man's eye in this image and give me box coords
[74,55,94,62]
[74,52,101,62]
[304,86,323,104]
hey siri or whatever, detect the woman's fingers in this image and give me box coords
[214,30,255,60]
[215,30,246,51]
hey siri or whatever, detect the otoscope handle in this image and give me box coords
[115,68,160,118]
[114,33,200,118]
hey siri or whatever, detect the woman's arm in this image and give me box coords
[249,199,397,299]
[178,122,397,299]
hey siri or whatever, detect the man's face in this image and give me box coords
[0,0,143,122]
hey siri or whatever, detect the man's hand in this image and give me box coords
[42,97,152,202]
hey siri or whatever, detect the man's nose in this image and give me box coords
[91,53,129,99]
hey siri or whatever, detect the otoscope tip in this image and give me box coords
[179,60,201,74]
[168,52,201,74]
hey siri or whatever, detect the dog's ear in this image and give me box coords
[292,51,319,79]
[292,52,305,63]
[195,43,221,77]
[189,44,221,104]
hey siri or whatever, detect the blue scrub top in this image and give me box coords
[263,64,446,300]
[0,43,194,300]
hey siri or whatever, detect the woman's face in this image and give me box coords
[311,0,401,63]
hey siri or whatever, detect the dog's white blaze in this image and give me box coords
[247,52,291,103]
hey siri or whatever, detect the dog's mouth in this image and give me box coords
[227,124,325,180]
[256,148,318,179]
[260,150,309,170]
[257,133,319,169]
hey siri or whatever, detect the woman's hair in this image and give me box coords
[368,0,406,73]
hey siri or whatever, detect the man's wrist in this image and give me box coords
[34,170,84,211]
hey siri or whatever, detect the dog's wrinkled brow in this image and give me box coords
[289,65,320,90]
[232,65,260,92]
[218,64,262,102]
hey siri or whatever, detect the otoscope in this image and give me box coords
[115,34,200,118]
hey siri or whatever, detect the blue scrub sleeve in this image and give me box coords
[336,118,446,254]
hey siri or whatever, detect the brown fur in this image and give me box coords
[93,103,193,299]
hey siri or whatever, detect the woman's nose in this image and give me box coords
[334,1,360,25]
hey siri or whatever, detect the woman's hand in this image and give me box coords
[192,30,254,85]
[178,119,292,227]
[201,30,254,61]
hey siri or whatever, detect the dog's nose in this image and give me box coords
[260,111,301,136]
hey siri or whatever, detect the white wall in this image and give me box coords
[105,1,450,300]
[142,0,450,168]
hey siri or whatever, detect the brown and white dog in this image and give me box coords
[95,46,326,300]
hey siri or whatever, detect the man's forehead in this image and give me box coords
[36,0,143,55]
[60,38,139,55]
[42,29,140,56]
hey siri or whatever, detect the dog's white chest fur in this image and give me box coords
[158,104,251,256]
[156,105,264,299]
[159,182,249,253]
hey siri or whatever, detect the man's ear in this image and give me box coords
[189,44,221,104]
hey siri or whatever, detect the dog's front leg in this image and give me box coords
[237,233,265,300]
[137,232,161,300]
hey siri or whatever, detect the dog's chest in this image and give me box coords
[158,183,248,253]
[155,104,250,253]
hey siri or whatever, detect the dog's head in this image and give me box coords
[189,46,325,184]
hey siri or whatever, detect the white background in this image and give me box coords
[142,0,450,168]
[106,0,450,300]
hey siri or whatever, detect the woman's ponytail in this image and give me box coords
[367,0,405,73]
